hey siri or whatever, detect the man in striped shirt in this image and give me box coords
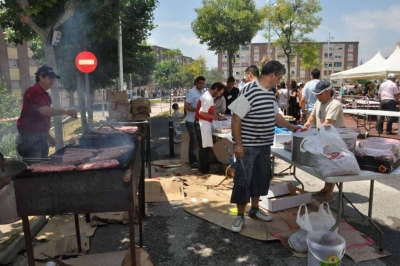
[228,60,300,233]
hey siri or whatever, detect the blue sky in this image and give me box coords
[147,0,400,69]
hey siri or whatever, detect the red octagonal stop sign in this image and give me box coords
[75,51,98,73]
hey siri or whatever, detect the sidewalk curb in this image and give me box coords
[0,216,48,265]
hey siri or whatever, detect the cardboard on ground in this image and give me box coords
[145,177,184,202]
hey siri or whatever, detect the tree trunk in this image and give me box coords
[77,73,88,133]
[43,43,64,150]
[17,41,31,96]
[68,90,75,107]
[227,51,233,77]
[85,74,93,129]
[0,28,12,92]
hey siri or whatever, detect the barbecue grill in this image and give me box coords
[13,132,145,266]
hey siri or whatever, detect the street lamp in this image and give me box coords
[326,32,334,80]
[267,1,277,59]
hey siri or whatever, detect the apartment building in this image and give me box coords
[0,28,39,95]
[152,45,194,65]
[217,41,359,86]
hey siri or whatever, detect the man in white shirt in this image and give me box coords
[300,69,321,124]
[184,76,205,168]
[194,82,226,174]
[377,73,400,134]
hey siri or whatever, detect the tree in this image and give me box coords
[192,0,261,77]
[299,41,322,80]
[262,0,322,112]
[204,68,224,87]
[153,60,181,89]
[179,55,208,88]
[130,44,157,88]
[0,0,79,150]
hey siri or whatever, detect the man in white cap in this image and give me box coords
[304,81,344,203]
[376,73,400,134]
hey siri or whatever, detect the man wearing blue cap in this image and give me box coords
[304,81,344,203]
[16,65,77,164]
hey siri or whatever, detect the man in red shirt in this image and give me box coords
[16,65,77,164]
[195,82,227,174]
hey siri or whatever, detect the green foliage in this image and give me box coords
[0,80,21,157]
[192,0,261,76]
[153,60,181,89]
[130,43,157,87]
[179,55,208,87]
[204,68,224,87]
[262,0,322,81]
[299,41,322,70]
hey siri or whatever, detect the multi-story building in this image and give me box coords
[152,45,194,65]
[0,28,39,95]
[217,41,359,87]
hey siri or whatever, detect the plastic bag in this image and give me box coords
[300,125,361,177]
[289,204,337,252]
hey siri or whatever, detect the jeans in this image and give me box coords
[15,133,49,165]
[230,145,272,205]
[377,100,397,133]
[185,121,198,164]
[194,121,210,173]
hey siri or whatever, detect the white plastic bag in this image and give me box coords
[300,125,361,177]
[289,203,337,252]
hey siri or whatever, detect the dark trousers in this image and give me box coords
[15,133,49,165]
[377,100,398,133]
[194,121,210,174]
[185,121,198,164]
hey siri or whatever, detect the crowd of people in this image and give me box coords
[17,63,398,235]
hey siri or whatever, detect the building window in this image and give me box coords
[334,62,342,67]
[222,62,228,67]
[223,55,228,59]
[291,71,295,75]
[348,44,354,49]
[300,70,306,76]
[277,54,285,59]
[241,45,249,51]
[324,53,332,58]
[253,54,259,61]
[334,55,342,59]
[241,62,249,67]
[324,62,332,68]
[9,59,18,68]
[335,45,343,50]
[233,62,240,67]
[235,71,240,75]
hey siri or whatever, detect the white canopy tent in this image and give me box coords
[377,46,400,77]
[330,51,386,80]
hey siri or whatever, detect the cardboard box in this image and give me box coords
[131,113,150,121]
[259,184,311,212]
[131,99,151,114]
[108,101,131,121]
[107,90,128,102]
[266,180,291,198]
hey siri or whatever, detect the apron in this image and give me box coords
[199,120,213,148]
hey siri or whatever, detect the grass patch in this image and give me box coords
[154,107,185,118]
[149,99,163,104]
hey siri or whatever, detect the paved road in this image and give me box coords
[9,115,400,266]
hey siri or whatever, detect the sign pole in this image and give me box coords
[85,73,93,129]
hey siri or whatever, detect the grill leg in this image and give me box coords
[74,214,82,253]
[22,216,35,266]
[128,209,137,266]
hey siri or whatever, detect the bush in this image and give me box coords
[0,81,21,157]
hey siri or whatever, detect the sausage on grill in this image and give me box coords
[77,159,119,171]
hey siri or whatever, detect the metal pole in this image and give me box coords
[268,0,271,58]
[101,89,105,116]
[169,120,174,157]
[118,19,124,91]
[85,73,93,129]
